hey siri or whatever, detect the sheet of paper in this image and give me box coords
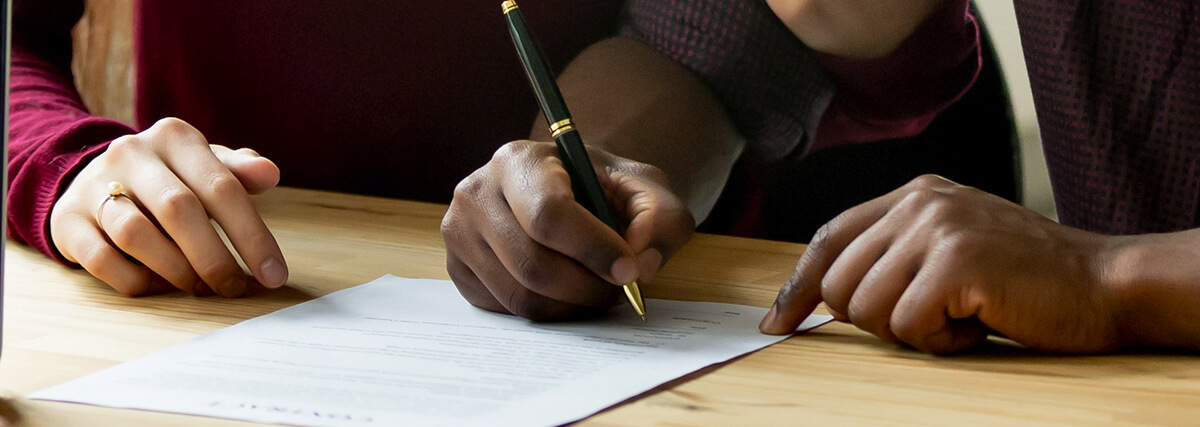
[32,275,832,427]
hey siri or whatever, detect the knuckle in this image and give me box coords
[525,195,571,242]
[77,240,112,268]
[513,254,550,289]
[452,173,484,200]
[152,117,194,135]
[890,318,922,345]
[206,173,245,199]
[935,230,984,260]
[500,286,535,319]
[193,259,236,285]
[847,298,885,336]
[900,186,942,209]
[938,229,977,252]
[910,174,949,189]
[156,188,203,224]
[775,268,805,305]
[819,276,847,311]
[106,212,149,249]
[808,219,840,255]
[439,209,459,241]
[493,141,532,161]
[104,135,145,159]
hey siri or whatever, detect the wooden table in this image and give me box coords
[1,187,1198,426]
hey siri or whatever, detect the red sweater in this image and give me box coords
[9,0,979,262]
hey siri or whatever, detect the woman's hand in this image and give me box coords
[49,118,288,297]
[442,141,694,321]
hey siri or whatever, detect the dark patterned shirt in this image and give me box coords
[1015,1,1200,234]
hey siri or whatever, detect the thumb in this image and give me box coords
[603,167,695,283]
[210,145,281,195]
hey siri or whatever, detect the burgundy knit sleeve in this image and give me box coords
[8,0,135,262]
[619,0,835,161]
[809,0,981,151]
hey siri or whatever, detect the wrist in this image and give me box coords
[1094,235,1147,348]
[1099,232,1200,350]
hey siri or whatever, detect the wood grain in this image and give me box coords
[1,187,1198,426]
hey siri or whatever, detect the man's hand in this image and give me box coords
[50,118,287,297]
[442,141,694,321]
[760,175,1126,354]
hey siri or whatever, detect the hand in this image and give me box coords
[442,141,695,321]
[759,175,1125,354]
[49,118,288,297]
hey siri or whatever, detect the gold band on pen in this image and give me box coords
[501,0,518,14]
[549,118,575,138]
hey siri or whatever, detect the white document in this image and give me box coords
[32,275,832,427]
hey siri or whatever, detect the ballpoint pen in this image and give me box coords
[500,0,647,321]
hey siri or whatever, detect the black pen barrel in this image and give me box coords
[555,131,620,230]
[503,2,620,230]
[504,7,571,124]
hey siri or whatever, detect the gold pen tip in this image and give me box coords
[640,314,647,323]
[624,281,646,318]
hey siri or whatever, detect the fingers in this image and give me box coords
[458,233,608,321]
[759,193,896,334]
[444,141,690,320]
[47,118,283,297]
[821,217,897,317]
[478,197,621,306]
[121,159,245,297]
[604,166,694,283]
[446,252,509,314]
[891,262,988,354]
[498,145,639,285]
[53,211,174,296]
[95,192,203,294]
[153,132,287,289]
[210,145,280,195]
[843,239,925,344]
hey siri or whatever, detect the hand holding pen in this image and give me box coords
[439,1,694,321]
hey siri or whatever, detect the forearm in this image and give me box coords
[534,37,745,223]
[8,0,134,259]
[766,0,945,60]
[1104,230,1200,350]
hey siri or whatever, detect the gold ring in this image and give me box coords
[501,0,519,14]
[96,181,132,225]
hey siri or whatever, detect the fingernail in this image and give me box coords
[760,303,780,333]
[220,276,246,298]
[259,258,288,288]
[610,256,639,285]
[637,249,663,283]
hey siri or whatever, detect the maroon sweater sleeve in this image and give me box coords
[8,0,135,262]
[810,0,981,151]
